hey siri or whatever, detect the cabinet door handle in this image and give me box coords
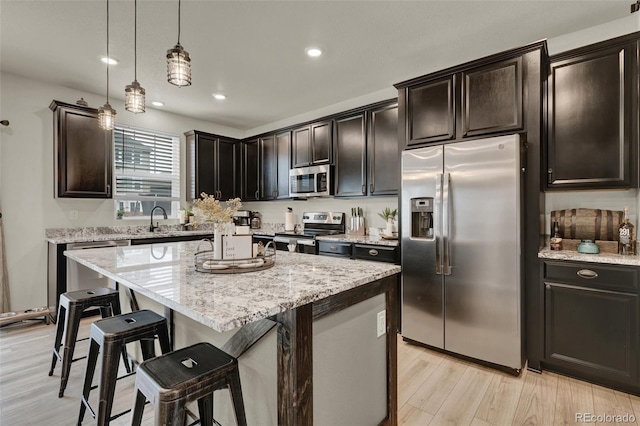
[330,246,337,251]
[362,185,366,195]
[577,269,598,279]
[369,249,379,256]
[255,190,259,199]
[545,284,551,289]
[370,183,374,193]
[106,184,111,196]
[547,168,553,184]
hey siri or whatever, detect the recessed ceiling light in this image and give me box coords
[306,47,322,58]
[213,93,226,100]
[101,56,119,65]
[151,101,165,107]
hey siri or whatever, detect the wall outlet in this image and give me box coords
[377,310,386,338]
[69,210,78,220]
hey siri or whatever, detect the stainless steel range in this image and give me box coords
[273,212,345,254]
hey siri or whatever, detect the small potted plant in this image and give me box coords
[378,207,398,235]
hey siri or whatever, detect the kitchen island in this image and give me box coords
[65,240,400,425]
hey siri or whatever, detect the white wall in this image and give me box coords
[245,87,397,138]
[0,72,242,311]
[547,13,640,55]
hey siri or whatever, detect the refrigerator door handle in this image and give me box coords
[443,172,452,276]
[435,173,443,275]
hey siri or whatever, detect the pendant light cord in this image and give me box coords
[134,0,137,80]
[106,0,110,103]
[177,0,181,45]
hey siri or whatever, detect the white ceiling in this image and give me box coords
[0,0,631,132]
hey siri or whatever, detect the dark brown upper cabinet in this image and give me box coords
[292,126,311,168]
[185,130,238,201]
[546,37,638,190]
[50,100,112,198]
[260,135,277,200]
[292,120,333,168]
[461,57,523,137]
[334,113,367,197]
[241,139,260,201]
[276,131,292,199]
[333,101,399,198]
[311,120,332,164]
[368,103,399,196]
[406,76,455,146]
[399,53,526,149]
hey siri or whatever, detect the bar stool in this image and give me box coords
[78,309,171,426]
[48,287,130,398]
[131,342,247,426]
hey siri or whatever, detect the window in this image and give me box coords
[113,125,180,218]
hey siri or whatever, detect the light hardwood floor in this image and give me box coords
[1,318,640,425]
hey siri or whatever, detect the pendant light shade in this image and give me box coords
[167,43,191,86]
[98,102,116,130]
[125,80,145,113]
[125,0,145,113]
[100,0,116,130]
[167,0,191,87]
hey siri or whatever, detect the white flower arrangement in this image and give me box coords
[190,193,242,226]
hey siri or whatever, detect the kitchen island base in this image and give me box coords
[126,276,398,425]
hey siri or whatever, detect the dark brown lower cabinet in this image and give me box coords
[542,260,639,392]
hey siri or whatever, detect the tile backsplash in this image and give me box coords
[242,196,398,232]
[544,189,638,235]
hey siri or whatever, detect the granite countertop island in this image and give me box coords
[64,241,400,332]
[64,241,401,425]
[539,246,640,267]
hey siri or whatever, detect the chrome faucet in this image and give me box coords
[150,206,168,232]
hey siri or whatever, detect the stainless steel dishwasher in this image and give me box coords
[66,240,131,292]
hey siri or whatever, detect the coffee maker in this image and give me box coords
[233,210,251,226]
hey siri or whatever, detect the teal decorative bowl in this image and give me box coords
[577,240,600,254]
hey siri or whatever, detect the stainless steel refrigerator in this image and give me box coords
[401,134,522,370]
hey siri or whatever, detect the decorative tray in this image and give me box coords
[194,239,276,274]
[380,233,398,240]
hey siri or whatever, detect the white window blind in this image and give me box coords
[113,125,180,218]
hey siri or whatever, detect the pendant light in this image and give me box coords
[125,0,145,113]
[166,0,191,87]
[98,0,116,130]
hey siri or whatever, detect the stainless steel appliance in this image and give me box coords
[289,164,332,197]
[233,210,251,226]
[401,134,522,371]
[274,211,345,254]
[250,211,261,229]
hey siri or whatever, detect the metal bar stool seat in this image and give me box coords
[48,287,130,398]
[131,342,247,426]
[78,309,171,426]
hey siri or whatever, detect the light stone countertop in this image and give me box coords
[539,247,640,267]
[315,234,399,247]
[45,224,280,244]
[64,241,401,332]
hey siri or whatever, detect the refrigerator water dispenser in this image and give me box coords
[411,198,433,239]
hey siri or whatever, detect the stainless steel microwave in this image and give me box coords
[289,164,332,197]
